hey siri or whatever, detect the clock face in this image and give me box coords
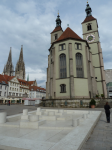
[86,34,95,43]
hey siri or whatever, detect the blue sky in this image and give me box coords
[0,0,112,87]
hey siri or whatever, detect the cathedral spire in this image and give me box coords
[85,2,92,17]
[7,47,12,65]
[15,45,25,80]
[19,45,23,61]
[56,11,62,27]
[3,47,14,76]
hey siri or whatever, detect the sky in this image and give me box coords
[0,0,112,88]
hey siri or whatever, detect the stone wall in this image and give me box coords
[40,99,102,108]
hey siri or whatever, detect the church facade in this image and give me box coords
[3,45,25,80]
[46,3,107,99]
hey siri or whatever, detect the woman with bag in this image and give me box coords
[104,102,111,123]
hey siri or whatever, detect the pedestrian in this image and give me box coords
[104,102,111,123]
[9,100,10,106]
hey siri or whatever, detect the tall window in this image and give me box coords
[76,53,83,78]
[60,54,66,78]
[87,24,92,31]
[0,91,1,96]
[0,85,2,89]
[59,44,65,51]
[4,92,6,96]
[60,84,66,93]
[75,43,82,50]
[55,34,58,40]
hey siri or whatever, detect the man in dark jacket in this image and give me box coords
[104,102,111,123]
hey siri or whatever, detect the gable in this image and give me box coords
[10,77,19,83]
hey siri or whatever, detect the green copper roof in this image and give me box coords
[106,82,112,87]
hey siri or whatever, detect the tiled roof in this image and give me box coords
[18,79,35,86]
[55,27,84,42]
[0,74,8,84]
[51,26,63,34]
[3,75,15,82]
[28,81,34,85]
[82,16,96,24]
[29,86,46,92]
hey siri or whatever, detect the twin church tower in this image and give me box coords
[46,2,107,99]
[3,45,25,80]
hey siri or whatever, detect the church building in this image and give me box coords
[3,45,25,80]
[46,2,107,99]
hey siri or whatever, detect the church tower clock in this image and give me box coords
[82,2,107,97]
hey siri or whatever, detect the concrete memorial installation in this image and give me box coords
[0,112,7,124]
[0,108,101,150]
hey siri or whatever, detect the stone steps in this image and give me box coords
[96,100,112,108]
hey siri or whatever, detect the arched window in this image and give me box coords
[76,53,83,78]
[87,24,92,31]
[60,54,66,78]
[60,84,66,93]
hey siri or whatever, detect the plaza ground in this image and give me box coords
[0,105,112,150]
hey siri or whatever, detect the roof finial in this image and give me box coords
[58,10,59,15]
[67,24,69,27]
[87,0,88,3]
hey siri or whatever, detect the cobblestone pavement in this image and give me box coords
[81,111,112,150]
[0,104,37,116]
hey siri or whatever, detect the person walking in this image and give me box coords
[9,100,10,106]
[104,102,111,123]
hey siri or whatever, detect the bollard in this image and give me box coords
[0,112,7,124]
[72,119,80,127]
[23,109,28,115]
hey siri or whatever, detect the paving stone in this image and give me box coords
[81,110,112,150]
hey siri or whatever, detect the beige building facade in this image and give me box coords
[46,3,107,99]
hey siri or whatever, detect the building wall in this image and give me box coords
[8,77,29,99]
[82,19,107,97]
[0,83,8,99]
[46,38,97,99]
[51,30,63,44]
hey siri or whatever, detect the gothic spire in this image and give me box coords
[19,45,23,61]
[85,2,92,17]
[56,11,62,27]
[3,47,14,76]
[7,47,12,65]
[15,45,25,80]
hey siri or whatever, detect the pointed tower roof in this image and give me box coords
[82,2,96,24]
[19,45,23,61]
[55,27,84,42]
[51,12,63,34]
[7,47,12,64]
[27,74,29,81]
